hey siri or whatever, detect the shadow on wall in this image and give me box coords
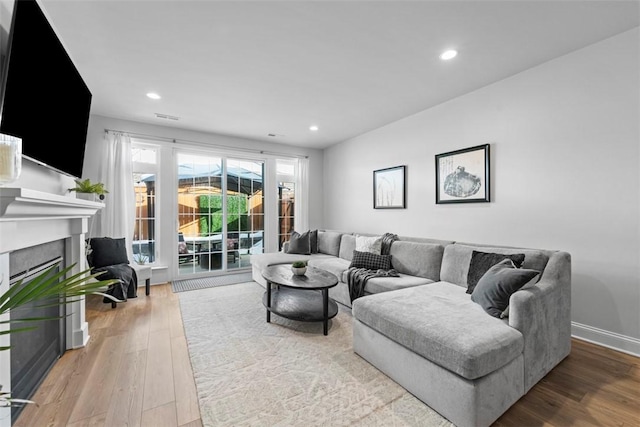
[571,272,624,339]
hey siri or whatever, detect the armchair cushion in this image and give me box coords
[87,237,129,269]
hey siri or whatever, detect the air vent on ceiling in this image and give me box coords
[155,113,180,121]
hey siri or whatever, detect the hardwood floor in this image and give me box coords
[15,283,639,427]
[15,283,201,427]
[495,338,640,426]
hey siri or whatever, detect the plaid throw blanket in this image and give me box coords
[347,232,399,303]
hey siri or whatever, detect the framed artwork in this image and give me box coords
[435,144,490,204]
[374,165,406,209]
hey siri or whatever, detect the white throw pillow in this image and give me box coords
[355,235,382,254]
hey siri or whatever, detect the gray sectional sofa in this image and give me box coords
[250,230,571,427]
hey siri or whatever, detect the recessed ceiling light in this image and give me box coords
[309,125,319,131]
[439,50,458,60]
[146,92,161,100]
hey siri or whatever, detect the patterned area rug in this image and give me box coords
[178,281,453,426]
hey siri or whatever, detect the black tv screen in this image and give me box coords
[0,0,92,179]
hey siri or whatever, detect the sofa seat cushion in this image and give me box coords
[249,252,333,271]
[358,273,433,294]
[352,281,524,380]
[306,257,351,282]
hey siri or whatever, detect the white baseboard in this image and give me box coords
[572,322,640,357]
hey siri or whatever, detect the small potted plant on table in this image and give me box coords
[291,261,307,276]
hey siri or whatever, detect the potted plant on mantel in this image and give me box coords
[67,178,108,201]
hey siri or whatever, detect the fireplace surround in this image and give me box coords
[9,243,65,423]
[0,187,103,427]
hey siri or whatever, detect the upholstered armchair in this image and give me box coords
[86,237,150,307]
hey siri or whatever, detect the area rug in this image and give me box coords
[178,281,453,426]
[172,272,254,292]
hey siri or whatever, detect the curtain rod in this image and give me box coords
[104,128,309,159]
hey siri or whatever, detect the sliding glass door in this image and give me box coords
[176,152,264,277]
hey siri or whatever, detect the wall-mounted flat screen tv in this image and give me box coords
[0,0,92,179]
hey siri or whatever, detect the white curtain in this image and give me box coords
[98,131,136,261]
[294,157,309,232]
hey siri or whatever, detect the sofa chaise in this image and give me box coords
[250,230,571,427]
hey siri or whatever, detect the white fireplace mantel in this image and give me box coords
[0,187,102,219]
[0,186,104,336]
[0,187,104,422]
[0,187,103,252]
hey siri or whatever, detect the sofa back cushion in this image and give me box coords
[318,231,343,256]
[440,243,551,288]
[339,234,356,261]
[397,235,455,246]
[389,241,444,280]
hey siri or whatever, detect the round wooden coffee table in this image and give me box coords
[262,264,339,335]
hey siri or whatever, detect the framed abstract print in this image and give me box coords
[374,165,406,209]
[435,144,489,204]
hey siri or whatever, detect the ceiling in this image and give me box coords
[38,0,639,149]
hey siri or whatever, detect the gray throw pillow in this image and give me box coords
[500,271,540,318]
[466,250,526,294]
[471,259,540,318]
[287,230,311,254]
[310,229,318,254]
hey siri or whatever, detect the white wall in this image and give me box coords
[85,115,324,227]
[323,28,640,354]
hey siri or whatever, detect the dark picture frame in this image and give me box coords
[435,144,490,204]
[373,165,406,209]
